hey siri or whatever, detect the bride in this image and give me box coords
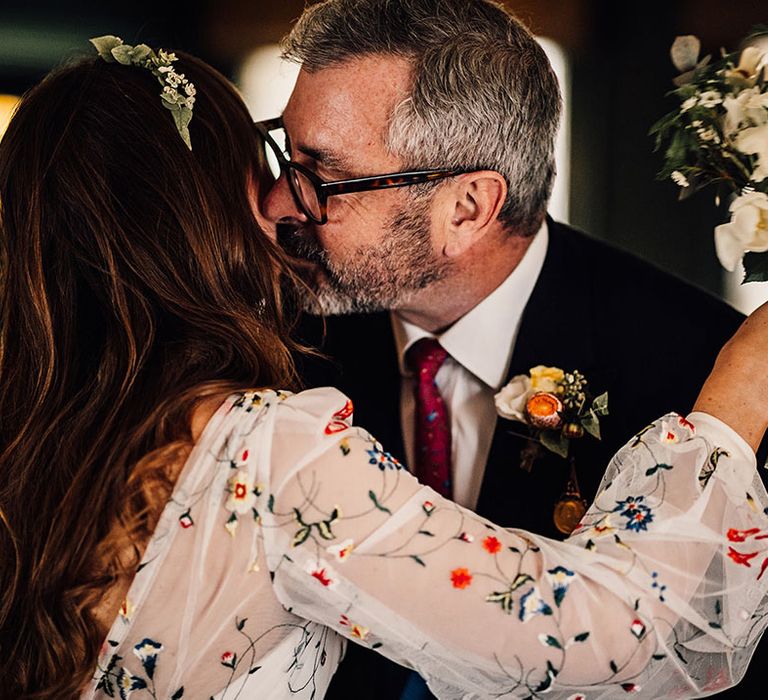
[0,41,767,700]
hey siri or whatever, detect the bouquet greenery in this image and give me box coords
[651,29,768,281]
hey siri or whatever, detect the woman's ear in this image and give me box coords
[442,171,507,257]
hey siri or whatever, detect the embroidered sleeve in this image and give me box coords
[258,388,768,699]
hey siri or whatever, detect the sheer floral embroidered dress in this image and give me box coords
[81,388,768,700]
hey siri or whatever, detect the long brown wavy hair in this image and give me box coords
[0,50,303,698]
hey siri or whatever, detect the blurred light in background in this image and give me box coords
[0,94,20,139]
[537,37,569,224]
[238,37,571,224]
[239,45,300,123]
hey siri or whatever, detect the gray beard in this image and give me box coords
[277,197,449,316]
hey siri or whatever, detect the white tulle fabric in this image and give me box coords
[81,388,768,700]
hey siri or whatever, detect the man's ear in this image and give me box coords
[442,171,507,257]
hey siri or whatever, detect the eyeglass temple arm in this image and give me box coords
[320,170,466,196]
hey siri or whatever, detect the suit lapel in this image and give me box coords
[476,220,605,536]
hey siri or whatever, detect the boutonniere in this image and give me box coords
[494,366,609,535]
[494,365,609,458]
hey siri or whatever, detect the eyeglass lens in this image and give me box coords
[260,125,322,221]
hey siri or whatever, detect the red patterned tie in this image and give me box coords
[406,338,452,498]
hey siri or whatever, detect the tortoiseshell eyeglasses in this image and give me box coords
[255,117,469,225]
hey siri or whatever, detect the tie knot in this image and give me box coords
[406,338,448,380]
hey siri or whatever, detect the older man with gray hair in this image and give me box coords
[258,0,754,698]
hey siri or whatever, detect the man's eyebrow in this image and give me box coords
[296,143,354,175]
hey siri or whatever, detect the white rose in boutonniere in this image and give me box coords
[714,190,768,271]
[494,365,565,422]
[494,373,532,422]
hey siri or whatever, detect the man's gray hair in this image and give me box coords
[282,0,562,235]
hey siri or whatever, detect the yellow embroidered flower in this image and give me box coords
[339,614,370,640]
[529,365,564,393]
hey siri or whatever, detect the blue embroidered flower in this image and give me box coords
[519,586,553,622]
[133,638,163,680]
[545,565,575,607]
[613,496,654,532]
[366,441,403,470]
[116,667,147,699]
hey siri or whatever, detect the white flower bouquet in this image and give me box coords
[650,28,768,280]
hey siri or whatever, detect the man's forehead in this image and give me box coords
[282,55,412,153]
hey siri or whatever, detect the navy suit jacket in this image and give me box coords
[297,219,765,699]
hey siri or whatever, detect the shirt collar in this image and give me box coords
[392,221,549,390]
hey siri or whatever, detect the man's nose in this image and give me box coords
[261,174,308,226]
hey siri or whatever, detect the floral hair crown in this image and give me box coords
[90,35,197,150]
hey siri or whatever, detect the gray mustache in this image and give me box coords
[276,222,327,266]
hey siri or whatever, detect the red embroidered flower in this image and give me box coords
[242,449,249,462]
[178,511,194,529]
[310,567,334,587]
[325,400,354,435]
[220,651,234,663]
[727,547,759,566]
[630,619,646,639]
[621,683,641,693]
[727,527,761,542]
[482,536,502,554]
[678,416,695,432]
[450,567,473,589]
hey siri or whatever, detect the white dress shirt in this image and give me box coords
[391,222,548,508]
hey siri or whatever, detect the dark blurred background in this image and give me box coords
[1,0,767,309]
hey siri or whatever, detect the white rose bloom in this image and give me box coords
[735,124,768,182]
[745,90,768,113]
[714,191,768,271]
[723,87,764,137]
[494,374,532,422]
